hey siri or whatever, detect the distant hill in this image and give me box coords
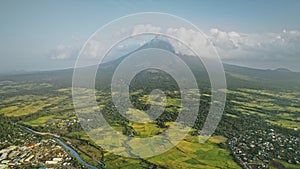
[273,67,292,73]
[1,38,300,91]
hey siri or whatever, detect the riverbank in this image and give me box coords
[18,124,100,169]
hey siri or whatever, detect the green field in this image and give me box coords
[147,135,241,169]
[129,121,165,137]
[0,80,299,168]
[23,115,55,127]
[228,88,300,130]
[0,95,62,117]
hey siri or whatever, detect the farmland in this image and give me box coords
[0,62,300,169]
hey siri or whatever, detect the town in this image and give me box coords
[229,129,300,169]
[0,118,81,169]
[0,138,78,169]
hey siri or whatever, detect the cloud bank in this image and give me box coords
[208,28,300,62]
[48,25,300,71]
[48,45,79,60]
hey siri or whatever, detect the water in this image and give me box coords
[19,124,100,169]
[55,138,99,169]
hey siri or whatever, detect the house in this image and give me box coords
[53,158,63,162]
[45,160,58,165]
[8,151,20,159]
[0,160,10,165]
[0,164,8,169]
[24,155,34,162]
[0,153,8,161]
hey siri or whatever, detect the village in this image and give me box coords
[0,136,79,169]
[229,129,300,169]
[0,137,78,169]
[0,125,79,169]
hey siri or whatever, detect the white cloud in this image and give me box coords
[207,28,300,62]
[81,39,108,60]
[49,25,300,70]
[132,24,161,36]
[165,27,213,56]
[48,45,79,60]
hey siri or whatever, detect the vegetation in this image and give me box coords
[0,50,299,168]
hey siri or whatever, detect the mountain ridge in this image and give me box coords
[1,38,300,91]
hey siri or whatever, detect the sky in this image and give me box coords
[0,0,300,73]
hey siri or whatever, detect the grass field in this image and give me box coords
[0,95,63,117]
[270,160,300,169]
[1,83,298,168]
[103,153,147,169]
[225,113,239,118]
[147,135,241,169]
[128,121,165,137]
[99,134,240,169]
[265,119,299,130]
[228,88,300,130]
[23,115,55,127]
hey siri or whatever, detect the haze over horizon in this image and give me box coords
[1,2,300,168]
[1,0,300,72]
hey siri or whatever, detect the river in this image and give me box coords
[54,138,98,169]
[19,124,100,169]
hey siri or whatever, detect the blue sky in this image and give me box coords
[1,0,300,72]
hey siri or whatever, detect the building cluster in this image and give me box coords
[41,115,79,134]
[229,129,300,169]
[46,118,78,128]
[0,139,75,169]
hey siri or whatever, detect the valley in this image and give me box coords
[0,76,299,168]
